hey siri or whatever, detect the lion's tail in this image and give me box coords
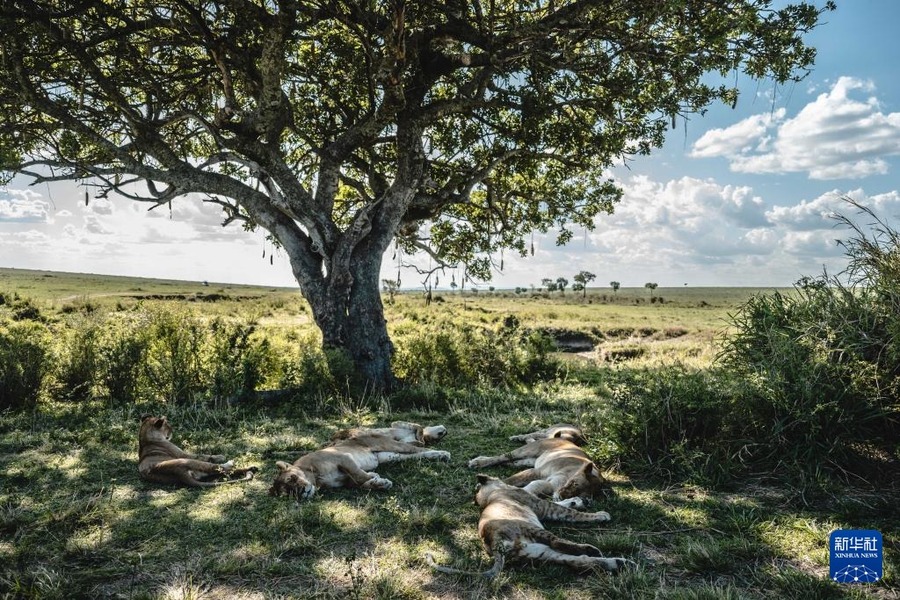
[425,552,504,579]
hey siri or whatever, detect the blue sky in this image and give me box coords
[3,1,900,289]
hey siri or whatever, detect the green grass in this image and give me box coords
[0,269,896,599]
[2,392,897,599]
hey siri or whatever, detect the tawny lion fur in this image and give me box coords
[468,424,608,500]
[138,415,256,488]
[269,421,449,500]
[427,475,625,578]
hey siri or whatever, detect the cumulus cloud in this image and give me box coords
[553,176,900,286]
[691,109,786,158]
[86,197,115,215]
[84,214,113,235]
[0,189,51,223]
[0,229,49,246]
[691,77,900,180]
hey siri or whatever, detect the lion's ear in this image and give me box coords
[582,462,595,475]
[476,474,491,485]
[275,461,291,472]
[140,414,153,423]
[154,417,166,429]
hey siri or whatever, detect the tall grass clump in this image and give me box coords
[721,199,899,475]
[207,318,273,402]
[0,320,53,410]
[595,367,755,486]
[391,316,559,387]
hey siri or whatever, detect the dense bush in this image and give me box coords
[0,320,52,410]
[55,315,103,401]
[208,318,273,402]
[720,200,899,473]
[98,313,151,405]
[595,367,755,486]
[391,315,559,387]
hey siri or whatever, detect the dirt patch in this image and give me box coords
[538,328,599,353]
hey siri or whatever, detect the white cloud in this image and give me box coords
[83,214,113,235]
[0,189,51,223]
[473,177,900,288]
[691,77,900,180]
[86,197,115,215]
[691,109,786,158]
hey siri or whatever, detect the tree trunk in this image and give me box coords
[277,205,402,393]
[304,257,396,392]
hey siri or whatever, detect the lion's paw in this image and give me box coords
[364,474,393,490]
[467,456,494,469]
[555,497,585,510]
[426,450,451,461]
[219,460,234,472]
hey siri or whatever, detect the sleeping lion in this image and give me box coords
[468,424,609,501]
[427,475,626,578]
[269,421,450,500]
[138,415,257,488]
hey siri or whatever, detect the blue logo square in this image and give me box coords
[829,529,883,584]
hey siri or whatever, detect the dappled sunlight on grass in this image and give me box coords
[0,541,14,561]
[147,489,183,509]
[2,384,896,599]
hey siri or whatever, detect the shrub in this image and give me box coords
[278,332,353,398]
[98,314,151,405]
[391,317,559,387]
[0,320,52,410]
[55,315,103,401]
[145,307,207,404]
[208,318,273,402]
[720,199,900,474]
[0,291,45,322]
[596,367,752,486]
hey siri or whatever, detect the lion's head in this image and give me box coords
[139,415,173,444]
[549,425,587,446]
[390,421,447,445]
[556,462,609,500]
[268,460,317,500]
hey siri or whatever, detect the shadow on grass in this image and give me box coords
[1,397,897,599]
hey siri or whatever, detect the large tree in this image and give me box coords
[0,0,833,389]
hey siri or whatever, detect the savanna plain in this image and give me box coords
[0,268,897,599]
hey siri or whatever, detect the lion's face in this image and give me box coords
[269,461,317,500]
[421,425,447,444]
[556,462,609,500]
[139,415,173,443]
[551,426,587,446]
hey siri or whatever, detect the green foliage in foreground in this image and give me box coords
[721,202,900,477]
[0,261,898,597]
[0,393,896,600]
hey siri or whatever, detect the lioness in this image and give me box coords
[138,415,257,488]
[467,424,608,501]
[427,475,625,578]
[269,427,450,500]
[330,420,447,445]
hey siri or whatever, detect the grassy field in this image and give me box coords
[0,269,897,599]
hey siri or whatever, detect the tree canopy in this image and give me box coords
[0,0,834,388]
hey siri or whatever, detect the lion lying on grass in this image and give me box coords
[427,475,625,578]
[138,415,257,488]
[269,421,450,500]
[330,420,447,445]
[468,424,608,501]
